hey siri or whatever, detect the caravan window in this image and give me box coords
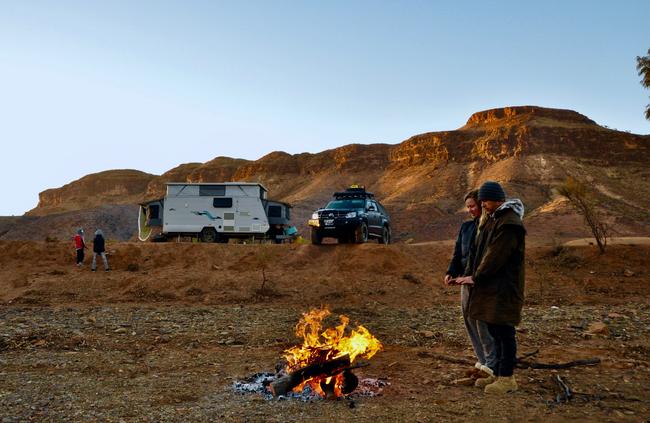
[268,205,282,218]
[200,185,226,196]
[213,198,233,208]
[148,205,160,219]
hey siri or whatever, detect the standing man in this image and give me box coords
[74,228,87,266]
[455,181,525,394]
[91,229,110,272]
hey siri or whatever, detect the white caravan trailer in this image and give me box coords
[138,182,291,243]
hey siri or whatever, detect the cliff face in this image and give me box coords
[28,170,155,217]
[19,106,650,242]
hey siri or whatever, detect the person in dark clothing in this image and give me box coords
[73,228,87,266]
[91,229,110,271]
[455,181,525,394]
[445,190,496,385]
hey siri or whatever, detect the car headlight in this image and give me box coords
[345,211,357,218]
[311,212,319,220]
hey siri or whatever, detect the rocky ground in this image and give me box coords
[1,240,649,421]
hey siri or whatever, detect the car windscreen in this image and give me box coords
[325,199,366,209]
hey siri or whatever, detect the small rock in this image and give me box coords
[114,328,128,334]
[623,269,635,277]
[453,377,475,386]
[586,322,609,336]
[420,330,435,338]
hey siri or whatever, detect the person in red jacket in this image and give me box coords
[73,228,87,266]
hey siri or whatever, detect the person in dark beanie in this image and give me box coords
[455,181,525,394]
[91,229,110,271]
[444,190,496,384]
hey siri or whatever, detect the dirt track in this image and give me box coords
[1,240,649,421]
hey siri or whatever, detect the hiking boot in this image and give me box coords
[91,269,96,272]
[484,376,518,394]
[105,268,110,272]
[474,375,495,388]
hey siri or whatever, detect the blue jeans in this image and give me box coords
[461,285,497,371]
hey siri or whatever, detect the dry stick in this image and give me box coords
[423,353,474,366]
[518,349,540,360]
[555,375,573,403]
[517,358,601,370]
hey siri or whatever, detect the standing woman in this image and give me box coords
[456,181,526,394]
[444,190,496,386]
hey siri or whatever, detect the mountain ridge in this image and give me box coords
[11,106,650,242]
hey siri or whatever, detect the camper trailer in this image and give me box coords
[138,182,292,243]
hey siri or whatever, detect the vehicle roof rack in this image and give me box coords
[334,185,374,199]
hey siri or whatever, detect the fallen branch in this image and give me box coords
[517,349,540,360]
[417,352,474,366]
[554,375,573,403]
[517,357,600,370]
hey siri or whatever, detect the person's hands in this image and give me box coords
[454,276,475,286]
[444,274,453,285]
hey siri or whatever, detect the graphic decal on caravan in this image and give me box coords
[191,210,221,221]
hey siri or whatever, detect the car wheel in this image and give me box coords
[379,226,391,245]
[354,222,369,243]
[200,227,217,243]
[311,228,323,245]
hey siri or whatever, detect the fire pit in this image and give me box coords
[234,307,387,400]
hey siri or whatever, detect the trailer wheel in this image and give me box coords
[311,228,323,245]
[200,227,218,243]
[354,222,369,244]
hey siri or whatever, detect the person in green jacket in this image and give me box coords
[455,181,525,394]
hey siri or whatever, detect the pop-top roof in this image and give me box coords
[165,182,268,191]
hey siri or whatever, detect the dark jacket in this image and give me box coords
[93,234,105,253]
[467,200,526,326]
[446,218,478,277]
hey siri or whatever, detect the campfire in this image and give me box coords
[269,307,383,399]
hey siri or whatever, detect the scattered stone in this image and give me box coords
[623,269,635,277]
[453,377,475,386]
[420,330,435,338]
[586,322,609,336]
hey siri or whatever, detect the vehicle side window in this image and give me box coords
[213,198,233,208]
[378,202,388,216]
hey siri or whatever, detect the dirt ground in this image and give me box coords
[1,239,649,422]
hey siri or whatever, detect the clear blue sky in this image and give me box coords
[1,0,649,215]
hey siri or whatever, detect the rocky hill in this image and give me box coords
[6,106,650,242]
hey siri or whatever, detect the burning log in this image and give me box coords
[270,355,351,397]
[271,307,382,399]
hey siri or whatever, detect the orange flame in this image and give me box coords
[282,307,382,397]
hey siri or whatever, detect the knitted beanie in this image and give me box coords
[478,181,506,202]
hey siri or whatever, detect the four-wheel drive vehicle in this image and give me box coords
[308,186,391,245]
